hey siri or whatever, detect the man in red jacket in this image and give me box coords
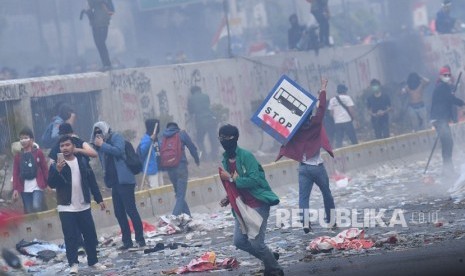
[12,127,48,214]
[277,79,336,233]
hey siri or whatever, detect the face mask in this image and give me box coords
[371,85,380,92]
[440,76,451,83]
[20,138,30,147]
[220,139,237,158]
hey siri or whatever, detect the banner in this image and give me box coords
[251,75,317,144]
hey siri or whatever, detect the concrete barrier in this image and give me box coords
[1,122,464,248]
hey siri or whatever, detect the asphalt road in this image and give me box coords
[285,239,465,276]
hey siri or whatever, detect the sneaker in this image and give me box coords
[137,240,146,247]
[89,262,107,271]
[303,223,312,234]
[325,222,338,230]
[77,246,86,256]
[144,242,165,254]
[117,244,133,251]
[69,264,78,275]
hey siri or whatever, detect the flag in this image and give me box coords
[211,17,228,51]
[219,169,263,239]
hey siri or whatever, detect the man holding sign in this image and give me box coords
[276,78,336,233]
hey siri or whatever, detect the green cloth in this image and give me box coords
[221,147,280,206]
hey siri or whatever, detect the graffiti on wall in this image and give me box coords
[304,59,347,94]
[157,90,169,116]
[356,58,373,90]
[29,80,65,97]
[111,71,154,130]
[173,66,205,92]
[423,35,465,74]
[0,84,27,101]
[280,57,299,83]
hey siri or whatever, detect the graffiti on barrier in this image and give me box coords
[111,71,154,122]
[157,90,170,117]
[173,66,204,92]
[30,80,65,97]
[217,75,237,106]
[0,84,27,101]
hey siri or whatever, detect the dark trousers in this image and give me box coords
[195,125,218,161]
[371,115,390,139]
[112,184,145,247]
[92,26,111,67]
[433,120,454,169]
[59,209,98,267]
[334,122,358,148]
[312,12,330,46]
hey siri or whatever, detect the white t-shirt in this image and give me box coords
[57,157,90,213]
[302,150,323,165]
[328,95,355,124]
[24,178,41,193]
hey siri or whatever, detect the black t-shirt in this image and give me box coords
[367,93,391,114]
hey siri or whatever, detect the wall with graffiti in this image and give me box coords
[0,43,385,150]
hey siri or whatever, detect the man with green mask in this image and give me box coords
[367,79,392,139]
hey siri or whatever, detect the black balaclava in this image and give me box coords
[219,124,239,158]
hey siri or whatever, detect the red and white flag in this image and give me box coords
[211,17,228,50]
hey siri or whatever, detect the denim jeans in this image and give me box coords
[334,122,358,148]
[233,205,282,272]
[21,190,44,214]
[59,209,98,267]
[112,184,145,247]
[433,119,454,169]
[298,163,335,224]
[166,163,191,216]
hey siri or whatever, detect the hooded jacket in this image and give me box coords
[138,133,159,175]
[276,90,334,162]
[91,121,135,185]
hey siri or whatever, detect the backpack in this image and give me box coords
[160,133,182,168]
[41,122,58,149]
[20,151,38,180]
[124,140,142,175]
